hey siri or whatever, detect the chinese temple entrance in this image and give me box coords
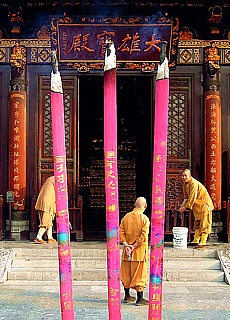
[79,75,152,240]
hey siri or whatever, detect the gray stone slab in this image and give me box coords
[0,281,230,320]
[0,240,230,320]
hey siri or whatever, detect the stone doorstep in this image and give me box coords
[6,227,30,232]
[6,220,29,226]
[212,222,223,227]
[5,219,30,234]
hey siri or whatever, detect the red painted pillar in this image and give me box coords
[50,52,75,320]
[104,41,121,320]
[8,90,27,211]
[148,42,169,320]
[203,42,222,210]
[8,43,27,215]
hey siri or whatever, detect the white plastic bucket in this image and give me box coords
[172,227,188,249]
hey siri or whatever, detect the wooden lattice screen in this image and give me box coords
[30,75,83,241]
[165,77,192,238]
[38,75,78,196]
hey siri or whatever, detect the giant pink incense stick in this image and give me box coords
[51,51,75,320]
[148,42,169,320]
[104,41,121,320]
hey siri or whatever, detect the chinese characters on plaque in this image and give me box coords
[57,24,172,62]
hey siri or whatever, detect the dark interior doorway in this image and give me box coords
[79,75,152,240]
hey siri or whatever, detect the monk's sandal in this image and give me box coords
[135,298,149,306]
[136,291,149,306]
[124,295,136,303]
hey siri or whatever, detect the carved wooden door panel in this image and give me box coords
[38,75,79,201]
[165,77,192,236]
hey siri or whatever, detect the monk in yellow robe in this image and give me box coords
[34,176,56,244]
[119,197,150,306]
[179,169,214,248]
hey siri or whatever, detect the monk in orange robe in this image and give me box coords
[119,197,150,306]
[179,169,214,248]
[34,176,56,244]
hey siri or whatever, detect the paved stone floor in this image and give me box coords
[0,240,229,319]
[0,282,230,319]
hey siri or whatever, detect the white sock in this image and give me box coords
[47,226,53,240]
[37,227,46,240]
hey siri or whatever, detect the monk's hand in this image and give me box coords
[128,244,135,252]
[178,206,185,213]
[125,245,132,255]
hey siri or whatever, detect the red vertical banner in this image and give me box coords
[104,42,121,320]
[51,52,75,320]
[204,92,222,210]
[148,49,169,320]
[8,90,26,211]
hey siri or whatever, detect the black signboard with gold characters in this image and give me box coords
[57,23,172,62]
[51,16,176,72]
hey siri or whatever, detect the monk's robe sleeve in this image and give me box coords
[182,185,188,200]
[119,220,126,243]
[136,216,150,246]
[184,181,198,209]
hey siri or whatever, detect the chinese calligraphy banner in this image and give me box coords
[204,92,222,210]
[8,90,26,211]
[57,23,172,62]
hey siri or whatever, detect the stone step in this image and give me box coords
[163,248,217,259]
[163,270,224,282]
[13,247,108,258]
[13,246,217,258]
[13,256,107,269]
[3,280,108,291]
[3,280,228,292]
[5,244,225,284]
[164,258,220,270]
[7,267,224,282]
[12,256,220,270]
[8,268,107,281]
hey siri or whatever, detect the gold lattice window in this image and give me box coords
[43,92,71,157]
[167,92,187,158]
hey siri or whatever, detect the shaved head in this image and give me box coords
[134,197,147,209]
[182,169,191,183]
[182,169,191,176]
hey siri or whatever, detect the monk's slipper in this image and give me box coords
[123,296,136,303]
[135,298,149,306]
[195,244,207,249]
[188,242,199,246]
[34,238,47,244]
[48,239,56,243]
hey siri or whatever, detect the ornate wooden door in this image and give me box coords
[30,74,83,240]
[165,76,192,237]
[37,75,79,198]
